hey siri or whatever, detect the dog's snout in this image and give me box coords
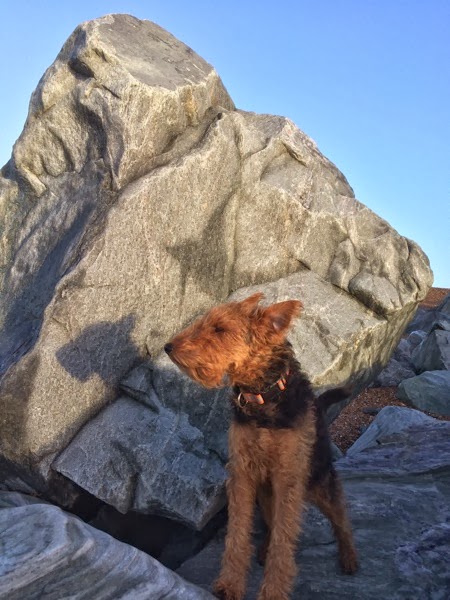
[164,343,174,354]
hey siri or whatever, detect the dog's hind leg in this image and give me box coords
[308,470,358,574]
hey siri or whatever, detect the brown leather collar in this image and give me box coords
[236,371,290,407]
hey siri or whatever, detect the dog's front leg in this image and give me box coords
[257,433,311,600]
[214,424,257,600]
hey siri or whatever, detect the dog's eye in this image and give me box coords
[214,326,225,334]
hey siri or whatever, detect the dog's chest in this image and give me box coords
[243,425,303,471]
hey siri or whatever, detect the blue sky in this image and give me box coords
[1,1,448,287]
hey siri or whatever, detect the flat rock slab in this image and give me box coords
[177,422,450,599]
[346,405,437,455]
[0,492,214,600]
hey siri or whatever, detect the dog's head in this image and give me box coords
[164,293,302,388]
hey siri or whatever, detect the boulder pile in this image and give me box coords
[375,293,450,416]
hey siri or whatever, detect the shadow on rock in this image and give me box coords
[56,314,140,385]
[0,202,96,377]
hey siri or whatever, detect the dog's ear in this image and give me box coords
[263,300,303,334]
[238,292,265,316]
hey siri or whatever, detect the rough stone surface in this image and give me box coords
[397,370,450,416]
[0,491,214,600]
[411,327,450,373]
[372,337,417,387]
[405,293,450,334]
[177,422,450,599]
[54,393,227,529]
[407,329,428,348]
[0,14,433,516]
[346,405,437,455]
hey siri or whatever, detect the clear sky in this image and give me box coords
[1,1,448,287]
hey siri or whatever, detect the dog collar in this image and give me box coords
[236,371,289,407]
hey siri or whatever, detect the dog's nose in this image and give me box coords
[164,343,173,354]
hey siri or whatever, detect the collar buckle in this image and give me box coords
[236,370,290,408]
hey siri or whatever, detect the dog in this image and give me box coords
[165,293,358,600]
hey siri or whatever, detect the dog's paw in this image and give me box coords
[339,549,359,575]
[257,587,290,600]
[213,579,243,600]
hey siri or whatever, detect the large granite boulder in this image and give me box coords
[0,491,213,600]
[0,14,433,523]
[177,419,450,599]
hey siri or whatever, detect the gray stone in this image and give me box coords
[330,442,344,460]
[0,491,214,600]
[346,405,437,455]
[397,371,450,416]
[177,422,450,599]
[149,354,230,463]
[411,327,450,373]
[372,337,416,387]
[406,329,427,348]
[54,395,227,529]
[0,14,433,513]
[372,358,416,387]
[405,292,450,334]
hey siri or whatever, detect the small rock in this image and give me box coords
[407,329,427,349]
[361,407,381,416]
[373,338,417,387]
[330,442,343,461]
[396,371,450,416]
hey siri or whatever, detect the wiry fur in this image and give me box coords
[165,293,358,600]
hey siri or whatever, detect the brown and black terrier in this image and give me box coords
[165,293,358,600]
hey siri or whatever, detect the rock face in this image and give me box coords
[405,293,450,335]
[177,418,450,599]
[397,371,450,416]
[375,292,450,389]
[372,336,417,387]
[54,392,227,529]
[0,491,214,600]
[411,326,450,372]
[346,405,437,455]
[378,291,450,417]
[0,14,433,525]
